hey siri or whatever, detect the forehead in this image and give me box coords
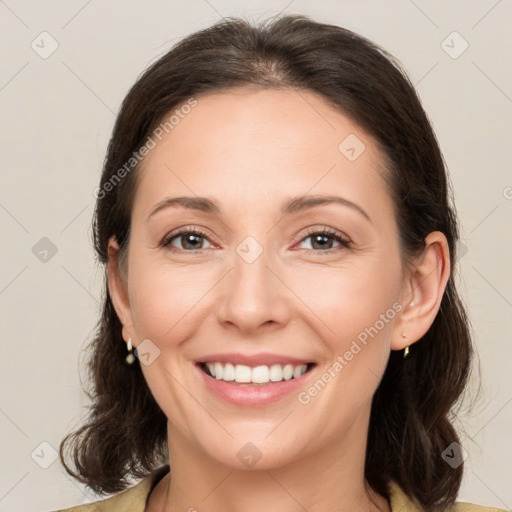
[133,87,393,222]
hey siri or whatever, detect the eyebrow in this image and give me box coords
[147,194,372,223]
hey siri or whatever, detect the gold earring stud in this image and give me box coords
[402,332,409,358]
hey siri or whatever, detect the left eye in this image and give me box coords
[297,231,350,251]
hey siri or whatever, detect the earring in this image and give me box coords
[402,332,409,358]
[126,338,136,365]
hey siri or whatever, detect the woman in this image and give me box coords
[54,14,506,512]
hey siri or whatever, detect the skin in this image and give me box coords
[107,87,450,512]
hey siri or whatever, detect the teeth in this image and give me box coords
[252,365,269,383]
[214,362,224,380]
[222,363,235,381]
[235,364,252,383]
[204,362,309,383]
[292,365,304,378]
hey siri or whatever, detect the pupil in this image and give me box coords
[313,234,331,249]
[184,234,201,249]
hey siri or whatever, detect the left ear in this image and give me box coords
[391,231,451,351]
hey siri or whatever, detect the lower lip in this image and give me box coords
[195,363,316,407]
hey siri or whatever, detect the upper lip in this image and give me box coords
[196,352,314,367]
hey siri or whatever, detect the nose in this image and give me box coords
[215,245,291,335]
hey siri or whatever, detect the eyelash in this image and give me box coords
[161,226,351,254]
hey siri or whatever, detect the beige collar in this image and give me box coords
[388,480,423,511]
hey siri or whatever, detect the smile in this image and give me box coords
[199,361,315,384]
[195,358,318,407]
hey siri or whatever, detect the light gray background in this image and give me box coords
[1,1,511,511]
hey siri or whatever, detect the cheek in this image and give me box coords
[293,272,396,419]
[296,261,400,342]
[128,257,207,342]
[292,257,402,407]
[128,251,401,349]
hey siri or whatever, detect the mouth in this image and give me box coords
[196,361,317,386]
[194,355,319,406]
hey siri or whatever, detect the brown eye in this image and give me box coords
[297,228,351,252]
[162,229,213,251]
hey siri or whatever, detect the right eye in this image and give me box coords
[161,228,215,252]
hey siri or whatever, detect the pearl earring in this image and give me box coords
[126,338,136,365]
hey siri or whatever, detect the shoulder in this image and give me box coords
[50,478,150,512]
[450,504,508,512]
[49,465,170,512]
[388,481,507,512]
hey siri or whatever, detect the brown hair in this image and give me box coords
[59,14,474,510]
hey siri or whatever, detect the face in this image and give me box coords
[110,87,412,471]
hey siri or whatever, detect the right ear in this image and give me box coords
[107,236,135,343]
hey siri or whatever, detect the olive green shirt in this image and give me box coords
[52,466,507,512]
